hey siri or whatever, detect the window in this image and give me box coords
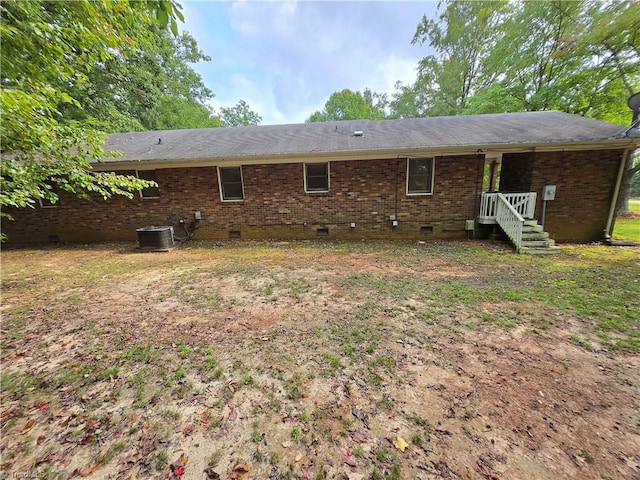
[407,158,434,195]
[137,170,160,198]
[218,166,244,201]
[39,180,59,207]
[304,163,329,192]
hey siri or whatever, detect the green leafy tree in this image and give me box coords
[400,0,639,120]
[219,100,263,127]
[154,98,225,130]
[630,155,640,197]
[59,25,216,132]
[405,1,509,116]
[570,0,640,213]
[0,0,183,222]
[389,79,431,119]
[400,0,639,214]
[476,1,597,114]
[307,88,388,122]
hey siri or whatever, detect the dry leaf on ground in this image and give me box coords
[393,436,408,452]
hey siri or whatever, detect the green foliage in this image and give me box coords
[631,171,640,196]
[400,0,639,122]
[59,24,217,132]
[0,0,261,230]
[219,100,263,127]
[307,88,388,122]
[409,1,509,116]
[0,0,170,222]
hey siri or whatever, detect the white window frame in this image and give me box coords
[136,170,160,199]
[39,197,59,208]
[406,157,435,196]
[304,162,330,193]
[217,166,245,202]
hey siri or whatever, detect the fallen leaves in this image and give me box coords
[182,423,194,436]
[435,423,451,435]
[229,464,250,479]
[393,436,408,452]
[351,406,370,429]
[204,466,221,479]
[227,406,237,422]
[79,463,99,477]
[86,419,99,429]
[170,453,189,477]
[340,447,357,467]
[351,429,368,443]
[21,418,35,434]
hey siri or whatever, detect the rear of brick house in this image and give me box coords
[4,111,638,249]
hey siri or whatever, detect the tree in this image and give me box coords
[307,88,388,122]
[475,1,600,115]
[630,152,640,197]
[401,0,639,120]
[58,25,216,132]
[389,79,431,119]
[0,0,184,221]
[219,100,263,127]
[406,1,509,117]
[571,0,640,213]
[401,0,639,215]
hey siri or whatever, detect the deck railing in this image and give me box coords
[479,192,537,224]
[495,193,525,252]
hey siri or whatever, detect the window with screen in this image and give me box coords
[304,163,329,192]
[137,170,160,198]
[218,166,244,201]
[407,158,434,195]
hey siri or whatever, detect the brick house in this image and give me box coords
[4,111,639,252]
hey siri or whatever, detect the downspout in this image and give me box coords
[604,148,630,240]
[473,151,484,221]
[395,158,401,220]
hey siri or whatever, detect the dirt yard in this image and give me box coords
[1,240,639,480]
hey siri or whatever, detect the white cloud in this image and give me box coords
[183,1,436,124]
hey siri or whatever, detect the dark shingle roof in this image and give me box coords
[102,111,637,165]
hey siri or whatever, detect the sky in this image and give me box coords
[180,1,438,125]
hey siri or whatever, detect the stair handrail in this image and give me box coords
[495,193,525,252]
[502,192,537,219]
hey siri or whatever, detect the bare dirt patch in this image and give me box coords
[1,240,639,480]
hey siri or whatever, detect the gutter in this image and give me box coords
[604,148,631,239]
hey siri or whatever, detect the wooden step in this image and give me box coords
[521,238,555,248]
[522,224,544,233]
[520,246,562,255]
[522,231,549,240]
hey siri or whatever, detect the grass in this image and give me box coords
[613,198,640,241]
[0,240,638,479]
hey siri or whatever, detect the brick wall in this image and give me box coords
[500,149,624,242]
[3,155,484,243]
[4,149,621,244]
[500,152,534,192]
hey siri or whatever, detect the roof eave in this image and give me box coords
[90,137,639,171]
